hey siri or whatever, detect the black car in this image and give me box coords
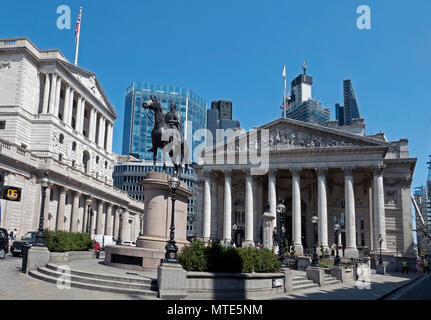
[0,228,8,259]
[10,231,37,257]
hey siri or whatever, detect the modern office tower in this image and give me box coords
[211,100,233,120]
[122,82,207,162]
[336,79,361,126]
[283,65,330,126]
[206,101,241,147]
[113,159,199,239]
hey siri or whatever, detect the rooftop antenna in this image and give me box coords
[302,60,307,75]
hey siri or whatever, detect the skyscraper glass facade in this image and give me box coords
[122,82,207,162]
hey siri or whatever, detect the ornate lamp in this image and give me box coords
[164,175,181,263]
[116,208,123,245]
[35,174,50,246]
[334,223,341,266]
[276,200,287,268]
[85,198,93,234]
[311,214,319,267]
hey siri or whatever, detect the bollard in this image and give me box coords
[95,249,100,259]
[21,244,32,273]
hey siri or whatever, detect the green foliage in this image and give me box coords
[319,258,334,268]
[178,240,281,273]
[178,239,208,271]
[45,230,92,252]
[290,242,296,256]
[320,244,325,260]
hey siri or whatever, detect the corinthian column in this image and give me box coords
[96,200,104,235]
[290,168,303,254]
[70,191,80,232]
[316,167,328,252]
[222,169,232,243]
[67,89,74,127]
[99,116,106,149]
[244,169,254,247]
[53,76,62,118]
[63,86,70,122]
[76,96,83,132]
[42,73,51,114]
[344,166,358,258]
[268,169,277,227]
[105,203,113,236]
[56,187,67,231]
[373,165,387,250]
[48,73,57,114]
[203,170,212,241]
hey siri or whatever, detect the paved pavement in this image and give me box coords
[384,273,431,300]
[258,271,419,300]
[0,253,424,300]
[0,253,154,300]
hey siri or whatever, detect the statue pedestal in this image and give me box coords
[105,172,193,271]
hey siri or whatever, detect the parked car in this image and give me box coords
[0,228,9,259]
[10,231,37,257]
[121,241,136,247]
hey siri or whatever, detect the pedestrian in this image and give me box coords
[12,228,17,241]
[401,259,408,274]
[93,240,101,259]
[424,259,429,274]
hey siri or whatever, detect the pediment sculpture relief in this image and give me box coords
[264,126,359,150]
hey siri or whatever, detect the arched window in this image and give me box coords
[72,142,77,151]
[96,156,99,164]
[82,151,90,174]
[104,161,108,169]
[59,134,64,144]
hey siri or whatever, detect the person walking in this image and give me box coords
[401,259,408,274]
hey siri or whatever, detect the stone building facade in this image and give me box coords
[0,38,144,241]
[195,117,416,259]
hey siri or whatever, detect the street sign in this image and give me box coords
[2,186,22,202]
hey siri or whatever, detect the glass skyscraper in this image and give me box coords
[122,82,207,162]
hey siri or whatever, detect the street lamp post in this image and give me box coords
[232,224,238,246]
[34,175,50,247]
[85,199,93,234]
[276,200,287,268]
[164,174,181,263]
[116,209,123,245]
[311,214,319,267]
[378,234,383,265]
[334,224,341,267]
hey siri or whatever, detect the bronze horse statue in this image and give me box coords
[142,95,187,176]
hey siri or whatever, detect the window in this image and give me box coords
[59,154,63,161]
[96,156,99,164]
[72,142,77,151]
[105,161,108,169]
[0,121,5,130]
[72,160,75,167]
[59,134,64,144]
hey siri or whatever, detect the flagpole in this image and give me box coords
[74,7,82,66]
[283,65,287,118]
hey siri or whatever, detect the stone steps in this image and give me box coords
[324,275,341,286]
[45,263,156,286]
[28,264,158,297]
[292,276,319,291]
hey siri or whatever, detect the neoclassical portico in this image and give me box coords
[196,117,416,259]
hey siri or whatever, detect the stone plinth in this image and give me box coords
[306,266,324,286]
[105,172,193,271]
[158,262,188,300]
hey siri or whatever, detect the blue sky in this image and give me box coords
[1,0,430,186]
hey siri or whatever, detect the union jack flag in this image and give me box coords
[75,8,82,44]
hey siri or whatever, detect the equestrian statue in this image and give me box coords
[142,95,188,176]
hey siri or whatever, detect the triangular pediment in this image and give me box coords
[59,62,117,117]
[207,117,389,155]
